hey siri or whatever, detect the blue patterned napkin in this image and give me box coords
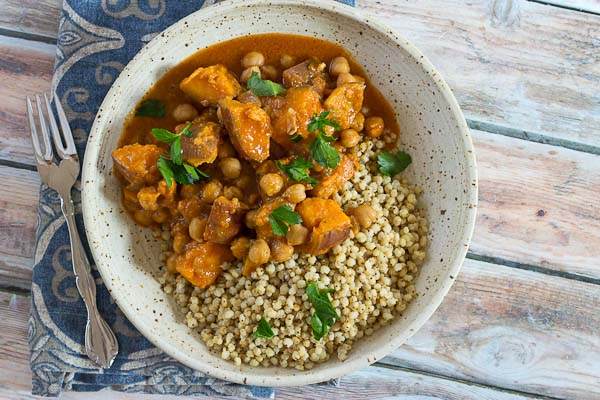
[29,0,354,397]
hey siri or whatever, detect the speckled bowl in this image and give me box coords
[82,0,477,387]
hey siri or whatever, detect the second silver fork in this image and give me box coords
[27,93,119,368]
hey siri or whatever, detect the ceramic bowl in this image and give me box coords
[82,0,477,387]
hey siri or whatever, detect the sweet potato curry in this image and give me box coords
[113,34,407,291]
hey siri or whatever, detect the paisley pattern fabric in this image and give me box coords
[30,0,354,397]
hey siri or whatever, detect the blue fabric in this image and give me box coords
[29,0,354,397]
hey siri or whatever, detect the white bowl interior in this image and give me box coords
[82,0,477,387]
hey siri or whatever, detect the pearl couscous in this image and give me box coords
[158,138,428,369]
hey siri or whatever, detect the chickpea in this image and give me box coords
[284,184,306,203]
[337,72,358,86]
[218,141,236,159]
[242,51,265,68]
[223,185,243,200]
[166,253,178,273]
[353,112,365,132]
[172,103,198,122]
[219,157,242,180]
[240,66,261,84]
[152,208,169,224]
[180,183,203,199]
[248,239,270,265]
[133,210,153,226]
[172,233,188,254]
[259,173,284,197]
[280,54,295,69]
[340,128,361,148]
[270,240,294,263]
[365,116,385,138]
[286,224,309,246]
[261,65,278,81]
[230,237,251,259]
[235,174,253,190]
[201,180,222,203]
[351,204,377,229]
[245,209,258,229]
[329,56,350,76]
[188,217,207,242]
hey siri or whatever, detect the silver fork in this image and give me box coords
[27,93,119,369]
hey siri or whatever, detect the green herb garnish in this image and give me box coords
[377,150,412,176]
[309,132,341,169]
[269,205,302,236]
[247,71,286,97]
[276,158,318,185]
[306,282,339,341]
[308,111,340,134]
[152,123,208,188]
[290,134,303,142]
[136,99,166,118]
[253,317,274,339]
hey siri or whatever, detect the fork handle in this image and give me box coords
[60,195,119,368]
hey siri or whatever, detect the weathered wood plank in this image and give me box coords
[0,35,55,166]
[0,166,40,291]
[471,130,600,279]
[1,127,598,291]
[0,292,546,400]
[359,0,600,149]
[386,258,600,400]
[0,0,61,40]
[539,0,600,14]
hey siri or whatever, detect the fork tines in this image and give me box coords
[27,92,78,163]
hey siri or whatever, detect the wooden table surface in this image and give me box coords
[1,0,599,399]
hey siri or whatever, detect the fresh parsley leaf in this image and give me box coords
[247,71,286,97]
[136,99,165,118]
[269,205,302,236]
[309,132,341,169]
[180,122,194,138]
[157,157,208,188]
[151,128,179,143]
[308,111,340,134]
[170,136,182,165]
[311,313,328,341]
[290,134,303,142]
[276,158,318,185]
[253,317,274,339]
[377,150,412,176]
[306,282,340,341]
[157,156,175,188]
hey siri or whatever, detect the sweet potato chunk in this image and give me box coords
[176,242,233,288]
[296,198,351,255]
[311,154,358,198]
[112,143,162,186]
[180,64,242,106]
[204,196,246,244]
[324,83,365,130]
[270,87,323,149]
[282,57,328,95]
[219,98,272,162]
[181,121,221,166]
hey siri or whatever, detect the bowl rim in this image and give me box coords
[82,0,478,387]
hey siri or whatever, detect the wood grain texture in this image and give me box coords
[0,35,55,166]
[0,291,548,400]
[358,0,600,149]
[471,130,600,279]
[0,0,61,40]
[386,258,600,400]
[539,0,600,14]
[0,166,40,291]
